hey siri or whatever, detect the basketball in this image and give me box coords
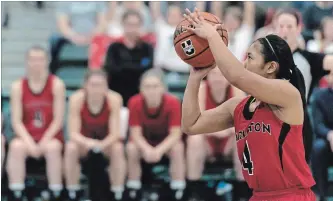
[174,12,228,68]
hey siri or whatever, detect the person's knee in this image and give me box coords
[187,135,205,154]
[169,141,185,160]
[65,141,79,158]
[44,139,62,155]
[312,138,329,156]
[110,141,125,158]
[8,138,27,155]
[126,142,140,160]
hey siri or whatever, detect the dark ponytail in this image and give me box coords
[258,34,312,163]
[289,66,312,162]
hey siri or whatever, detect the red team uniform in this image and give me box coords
[22,75,63,142]
[80,94,111,140]
[233,96,316,201]
[128,94,181,146]
[205,82,233,155]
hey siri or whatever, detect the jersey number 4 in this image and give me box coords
[242,140,254,175]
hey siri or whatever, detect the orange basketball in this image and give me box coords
[174,12,228,68]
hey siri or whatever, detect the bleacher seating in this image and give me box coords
[58,44,89,65]
[56,66,87,90]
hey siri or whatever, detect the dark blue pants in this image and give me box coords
[312,138,333,198]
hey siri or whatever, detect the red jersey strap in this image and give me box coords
[206,82,233,108]
[22,74,54,96]
[82,91,110,117]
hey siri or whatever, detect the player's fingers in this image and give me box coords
[214,24,223,30]
[183,14,197,25]
[183,25,195,33]
[185,8,200,24]
[194,7,205,22]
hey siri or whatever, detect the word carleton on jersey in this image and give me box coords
[236,122,271,141]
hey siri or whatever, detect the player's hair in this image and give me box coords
[122,10,143,24]
[257,34,312,163]
[140,68,165,87]
[84,69,108,82]
[275,8,301,26]
[26,45,48,58]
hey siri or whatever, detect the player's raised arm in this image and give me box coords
[181,67,242,135]
[184,8,302,109]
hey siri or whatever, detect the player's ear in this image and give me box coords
[267,61,279,75]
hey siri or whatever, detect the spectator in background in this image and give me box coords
[307,16,333,54]
[50,2,107,73]
[275,9,333,163]
[311,72,333,201]
[107,1,152,37]
[126,69,185,201]
[254,8,277,40]
[7,46,66,201]
[223,1,256,61]
[276,9,333,100]
[302,1,333,39]
[150,2,190,73]
[64,70,126,201]
[104,10,154,106]
[186,67,246,201]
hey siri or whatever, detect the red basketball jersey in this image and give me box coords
[22,75,63,142]
[205,82,233,110]
[233,96,315,193]
[205,83,233,151]
[80,94,111,140]
[129,93,181,146]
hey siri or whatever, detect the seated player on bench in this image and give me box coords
[64,69,126,201]
[126,69,186,201]
[7,46,65,201]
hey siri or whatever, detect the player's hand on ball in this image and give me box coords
[184,8,222,39]
[190,64,216,80]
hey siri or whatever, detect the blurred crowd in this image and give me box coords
[1,1,333,201]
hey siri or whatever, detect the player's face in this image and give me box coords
[275,13,301,46]
[123,15,142,40]
[85,75,108,98]
[244,41,274,78]
[323,18,333,41]
[141,76,164,102]
[26,50,48,74]
[207,67,229,88]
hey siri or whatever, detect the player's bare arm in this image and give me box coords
[99,91,123,149]
[130,126,155,152]
[68,90,96,146]
[182,71,242,135]
[10,80,36,144]
[198,80,236,137]
[40,77,65,141]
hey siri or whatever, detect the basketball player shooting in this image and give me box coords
[181,8,318,201]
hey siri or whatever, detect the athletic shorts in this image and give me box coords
[250,188,316,201]
[206,136,230,155]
